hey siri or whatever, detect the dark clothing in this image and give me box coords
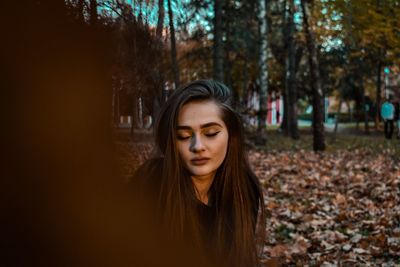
[385,120,394,139]
[382,101,396,139]
[130,157,261,265]
[130,158,220,241]
[394,102,400,139]
[394,102,400,121]
[131,157,259,223]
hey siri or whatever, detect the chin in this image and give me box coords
[188,166,214,178]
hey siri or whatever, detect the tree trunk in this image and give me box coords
[156,0,165,41]
[116,85,120,127]
[355,102,360,130]
[224,17,233,99]
[301,0,325,151]
[213,0,224,82]
[78,0,84,23]
[89,0,97,27]
[242,56,249,104]
[112,84,116,127]
[167,0,180,89]
[156,0,165,107]
[333,98,343,140]
[375,58,382,129]
[280,0,288,134]
[286,0,299,139]
[346,0,368,135]
[348,102,353,122]
[361,81,370,134]
[256,0,269,144]
[130,93,138,137]
[280,91,289,134]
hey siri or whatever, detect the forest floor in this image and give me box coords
[115,128,400,267]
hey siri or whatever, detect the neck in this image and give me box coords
[191,173,215,205]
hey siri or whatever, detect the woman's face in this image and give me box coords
[176,100,229,181]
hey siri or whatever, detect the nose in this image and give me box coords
[190,135,205,152]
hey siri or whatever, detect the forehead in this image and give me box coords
[177,100,224,126]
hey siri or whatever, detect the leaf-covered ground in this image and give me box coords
[250,150,400,266]
[116,133,400,266]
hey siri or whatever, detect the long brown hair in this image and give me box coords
[154,80,265,266]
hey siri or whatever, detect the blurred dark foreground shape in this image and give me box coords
[0,1,214,266]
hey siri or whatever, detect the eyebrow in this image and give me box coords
[177,122,223,130]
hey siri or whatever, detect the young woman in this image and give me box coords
[133,80,265,266]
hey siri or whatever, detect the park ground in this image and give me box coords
[115,125,400,266]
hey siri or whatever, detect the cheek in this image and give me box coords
[215,134,229,159]
[176,142,183,157]
[176,142,189,161]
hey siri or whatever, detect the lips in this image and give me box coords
[190,157,210,165]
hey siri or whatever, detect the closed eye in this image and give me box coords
[205,131,220,137]
[176,135,191,140]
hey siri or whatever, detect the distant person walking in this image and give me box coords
[381,99,395,139]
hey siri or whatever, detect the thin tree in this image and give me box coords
[77,0,84,23]
[375,15,383,132]
[167,0,180,89]
[375,56,382,129]
[213,0,224,82]
[285,0,299,139]
[156,0,165,40]
[256,0,269,144]
[301,0,325,151]
[346,0,369,134]
[89,0,97,27]
[156,0,166,104]
[280,0,288,134]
